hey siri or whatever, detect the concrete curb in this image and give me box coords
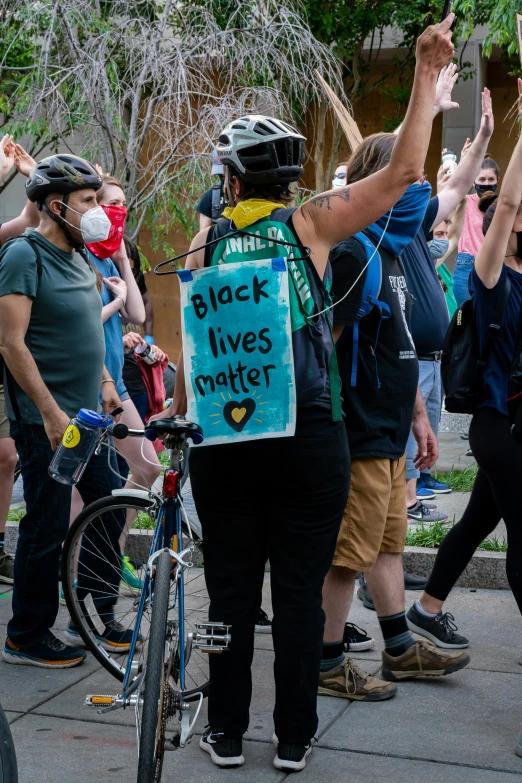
[5,522,203,569]
[403,546,509,590]
[5,524,508,590]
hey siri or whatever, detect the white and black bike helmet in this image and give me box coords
[217,115,305,185]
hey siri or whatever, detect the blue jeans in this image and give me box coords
[8,422,124,646]
[406,360,442,481]
[453,252,475,307]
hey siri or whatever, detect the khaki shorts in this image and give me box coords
[332,455,407,572]
[0,385,10,440]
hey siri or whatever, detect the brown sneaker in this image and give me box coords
[318,657,397,701]
[382,639,470,681]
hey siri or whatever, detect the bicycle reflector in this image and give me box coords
[163,469,179,498]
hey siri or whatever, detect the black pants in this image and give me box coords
[426,406,522,612]
[190,410,350,745]
[9,423,124,646]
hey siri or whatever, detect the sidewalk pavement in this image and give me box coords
[3,429,519,782]
[1,576,521,783]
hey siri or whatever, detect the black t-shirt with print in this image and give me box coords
[331,236,419,459]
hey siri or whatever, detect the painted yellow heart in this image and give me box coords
[231,407,247,423]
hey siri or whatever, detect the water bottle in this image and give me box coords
[442,149,457,175]
[135,342,156,365]
[48,409,111,486]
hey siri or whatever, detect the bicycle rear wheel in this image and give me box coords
[0,702,18,783]
[136,549,171,783]
[61,494,210,697]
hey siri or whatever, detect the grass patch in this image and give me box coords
[133,511,156,530]
[433,464,478,492]
[406,521,507,552]
[158,450,170,467]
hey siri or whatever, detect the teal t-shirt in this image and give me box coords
[0,230,105,424]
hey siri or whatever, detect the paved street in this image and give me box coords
[2,429,520,782]
[2,578,522,783]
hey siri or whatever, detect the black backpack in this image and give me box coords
[442,279,510,415]
[0,236,43,417]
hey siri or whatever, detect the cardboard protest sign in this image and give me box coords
[315,70,363,152]
[178,258,296,446]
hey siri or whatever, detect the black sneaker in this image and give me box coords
[274,739,315,772]
[404,572,428,591]
[65,619,141,652]
[2,630,86,668]
[199,726,244,767]
[357,581,375,611]
[343,622,375,652]
[406,604,469,649]
[255,608,272,634]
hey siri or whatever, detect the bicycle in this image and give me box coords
[0,700,18,783]
[60,416,231,783]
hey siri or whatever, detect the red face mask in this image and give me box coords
[86,204,127,259]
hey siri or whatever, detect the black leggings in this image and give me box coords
[189,409,350,745]
[426,406,522,612]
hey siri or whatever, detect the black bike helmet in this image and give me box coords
[217,115,305,185]
[26,154,102,205]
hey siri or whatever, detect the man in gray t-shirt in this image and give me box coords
[0,154,129,669]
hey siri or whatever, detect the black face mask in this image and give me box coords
[474,183,497,197]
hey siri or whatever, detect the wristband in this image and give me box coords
[115,295,126,308]
[101,379,115,385]
[144,334,154,345]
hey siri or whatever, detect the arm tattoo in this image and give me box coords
[307,188,351,211]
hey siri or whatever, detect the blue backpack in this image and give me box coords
[346,232,391,388]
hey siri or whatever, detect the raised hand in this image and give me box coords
[434,63,460,113]
[479,88,494,139]
[13,143,36,177]
[416,14,455,73]
[437,163,452,192]
[460,137,471,160]
[0,135,15,182]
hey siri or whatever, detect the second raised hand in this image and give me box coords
[434,62,460,114]
[479,87,494,137]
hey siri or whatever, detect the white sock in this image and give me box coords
[415,599,438,618]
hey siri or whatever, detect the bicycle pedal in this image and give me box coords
[85,693,141,713]
[194,622,231,653]
[85,694,119,707]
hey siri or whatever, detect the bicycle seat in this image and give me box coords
[145,418,204,445]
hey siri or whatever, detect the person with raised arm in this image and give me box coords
[150,16,455,774]
[406,80,522,652]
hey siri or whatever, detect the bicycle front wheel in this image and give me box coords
[137,549,171,783]
[61,494,210,696]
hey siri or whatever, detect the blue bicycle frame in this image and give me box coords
[121,491,186,699]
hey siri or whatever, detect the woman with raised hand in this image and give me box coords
[407,79,522,651]
[151,16,455,774]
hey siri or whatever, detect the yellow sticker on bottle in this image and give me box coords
[62,424,80,449]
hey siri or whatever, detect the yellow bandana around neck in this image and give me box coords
[221,199,287,230]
